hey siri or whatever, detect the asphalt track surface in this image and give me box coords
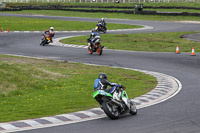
[1,13,200,133]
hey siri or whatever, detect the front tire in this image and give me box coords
[102,102,119,120]
[42,40,46,46]
[40,41,45,46]
[96,28,100,33]
[88,45,94,54]
[103,27,107,33]
[129,101,137,115]
[40,37,46,46]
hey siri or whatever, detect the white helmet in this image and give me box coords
[101,18,104,21]
[50,27,54,31]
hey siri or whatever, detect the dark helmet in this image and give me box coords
[98,73,107,79]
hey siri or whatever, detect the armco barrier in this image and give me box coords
[137,11,200,16]
[9,5,200,10]
[0,8,22,11]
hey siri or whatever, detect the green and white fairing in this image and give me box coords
[93,86,137,120]
[93,90,113,98]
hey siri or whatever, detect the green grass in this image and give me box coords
[3,10,200,21]
[60,7,200,13]
[60,32,200,52]
[0,55,157,122]
[0,16,141,31]
[57,7,200,13]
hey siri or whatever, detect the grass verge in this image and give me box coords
[60,32,200,52]
[0,55,157,122]
[0,16,141,31]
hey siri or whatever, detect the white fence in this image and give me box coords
[0,0,199,2]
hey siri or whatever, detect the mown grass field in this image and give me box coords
[0,55,157,122]
[4,10,200,21]
[0,16,141,31]
[60,32,200,52]
[57,8,200,13]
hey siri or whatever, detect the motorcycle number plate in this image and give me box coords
[95,26,98,29]
[46,37,50,40]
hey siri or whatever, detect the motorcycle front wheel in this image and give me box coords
[42,40,47,46]
[88,45,94,54]
[129,101,137,115]
[40,37,46,46]
[40,40,45,46]
[102,101,119,120]
[103,27,107,33]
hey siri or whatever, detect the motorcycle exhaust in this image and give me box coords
[111,99,122,107]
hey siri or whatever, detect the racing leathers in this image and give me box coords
[94,78,119,94]
[44,30,55,43]
[98,19,106,29]
[87,32,101,49]
[94,78,123,103]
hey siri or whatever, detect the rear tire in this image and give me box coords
[102,102,119,120]
[97,44,102,55]
[129,101,137,115]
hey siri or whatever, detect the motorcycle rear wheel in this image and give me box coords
[97,45,102,55]
[102,101,119,120]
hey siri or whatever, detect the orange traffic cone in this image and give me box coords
[1,27,3,33]
[7,27,9,32]
[191,47,196,56]
[176,45,180,54]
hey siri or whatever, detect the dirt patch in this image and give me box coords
[40,69,69,78]
[121,73,140,80]
[0,83,17,96]
[0,57,52,65]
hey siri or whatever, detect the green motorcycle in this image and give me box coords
[93,85,137,120]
